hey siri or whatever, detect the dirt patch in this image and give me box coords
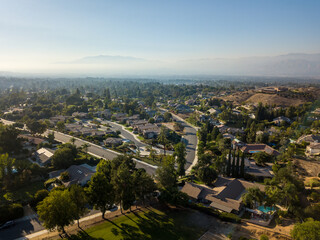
[245,93,305,107]
[161,122,175,131]
[219,90,255,104]
[293,158,320,178]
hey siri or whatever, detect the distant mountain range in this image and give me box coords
[19,53,320,78]
[175,53,320,77]
[67,55,147,64]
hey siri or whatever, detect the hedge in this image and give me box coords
[189,203,241,223]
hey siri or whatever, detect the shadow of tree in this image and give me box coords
[69,231,104,240]
[72,209,201,240]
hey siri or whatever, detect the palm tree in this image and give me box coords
[242,187,264,209]
[157,126,168,155]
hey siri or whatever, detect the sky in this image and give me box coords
[0,0,320,75]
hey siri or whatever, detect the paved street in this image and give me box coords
[50,131,157,176]
[100,119,174,155]
[171,114,198,171]
[0,214,43,240]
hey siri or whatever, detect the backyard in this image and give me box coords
[70,207,213,240]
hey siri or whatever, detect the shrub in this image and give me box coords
[44,178,60,189]
[60,171,70,182]
[30,189,49,208]
[260,235,269,240]
[188,203,241,223]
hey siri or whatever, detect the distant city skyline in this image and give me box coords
[0,0,320,76]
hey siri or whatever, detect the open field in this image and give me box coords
[245,93,305,107]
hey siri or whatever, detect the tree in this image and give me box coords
[240,153,245,178]
[82,143,89,157]
[69,137,76,146]
[0,124,21,153]
[155,155,177,191]
[291,219,320,240]
[0,153,15,189]
[163,112,172,122]
[69,185,87,228]
[253,152,271,166]
[56,121,65,132]
[158,126,168,155]
[226,149,231,177]
[60,171,70,182]
[37,189,77,236]
[26,119,47,135]
[232,150,236,177]
[174,142,187,177]
[235,151,240,177]
[242,187,265,208]
[173,122,184,132]
[132,169,156,206]
[112,163,135,212]
[197,165,218,185]
[51,147,75,169]
[86,160,114,219]
[149,147,157,162]
[47,132,55,144]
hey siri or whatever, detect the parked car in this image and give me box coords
[0,221,15,230]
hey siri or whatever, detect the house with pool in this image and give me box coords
[181,177,276,226]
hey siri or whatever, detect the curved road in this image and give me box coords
[101,117,197,171]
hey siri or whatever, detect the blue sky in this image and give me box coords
[0,0,320,74]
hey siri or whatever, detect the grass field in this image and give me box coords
[72,208,208,240]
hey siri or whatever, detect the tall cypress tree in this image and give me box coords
[236,151,240,178]
[232,150,236,177]
[240,152,245,178]
[226,149,231,177]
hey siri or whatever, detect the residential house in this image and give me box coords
[154,115,164,123]
[232,139,246,150]
[59,164,95,187]
[72,112,89,119]
[306,143,320,157]
[223,133,235,140]
[112,113,128,122]
[19,134,46,147]
[104,137,123,147]
[297,134,320,144]
[95,109,112,119]
[241,144,279,156]
[208,108,221,115]
[33,147,55,167]
[175,104,193,114]
[273,116,291,126]
[181,177,265,214]
[185,99,196,106]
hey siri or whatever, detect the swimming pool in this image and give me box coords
[258,206,275,213]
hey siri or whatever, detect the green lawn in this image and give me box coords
[2,181,45,203]
[73,208,207,240]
